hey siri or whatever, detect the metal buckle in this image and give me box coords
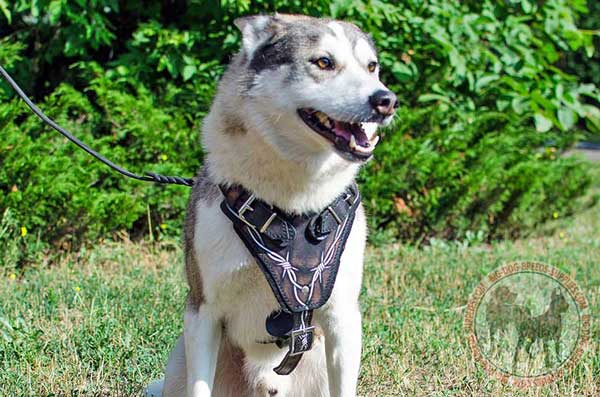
[327,206,342,224]
[237,194,256,228]
[343,192,354,205]
[289,326,315,356]
[259,212,278,233]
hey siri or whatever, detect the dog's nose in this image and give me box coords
[369,90,398,116]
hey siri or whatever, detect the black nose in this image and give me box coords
[369,90,398,116]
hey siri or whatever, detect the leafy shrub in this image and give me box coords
[0,208,44,269]
[0,67,203,247]
[360,107,590,242]
[0,0,598,252]
[562,0,600,87]
[560,0,600,141]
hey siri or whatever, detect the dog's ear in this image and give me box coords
[234,15,278,56]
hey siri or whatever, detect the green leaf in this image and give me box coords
[534,114,553,132]
[417,94,451,104]
[531,90,558,113]
[583,105,600,133]
[557,107,576,130]
[48,0,62,24]
[181,65,196,81]
[391,61,413,82]
[0,0,11,24]
[511,97,529,114]
[475,75,499,92]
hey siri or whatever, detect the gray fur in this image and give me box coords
[240,15,376,91]
[248,20,329,74]
[339,21,377,54]
[193,166,220,204]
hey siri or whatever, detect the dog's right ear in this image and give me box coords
[234,15,277,56]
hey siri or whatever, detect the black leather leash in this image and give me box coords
[0,65,194,187]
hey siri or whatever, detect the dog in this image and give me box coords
[146,13,397,397]
[485,285,520,341]
[483,285,529,358]
[512,288,570,370]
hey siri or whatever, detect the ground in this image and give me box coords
[1,166,599,396]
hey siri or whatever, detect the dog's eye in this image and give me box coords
[367,61,378,73]
[315,57,334,70]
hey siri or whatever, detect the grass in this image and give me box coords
[1,171,599,396]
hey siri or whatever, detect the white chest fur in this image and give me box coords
[191,195,367,353]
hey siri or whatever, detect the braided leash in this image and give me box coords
[0,65,195,188]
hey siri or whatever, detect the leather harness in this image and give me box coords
[220,183,361,375]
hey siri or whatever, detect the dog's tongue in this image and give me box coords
[333,121,369,147]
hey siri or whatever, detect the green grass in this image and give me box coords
[1,173,599,396]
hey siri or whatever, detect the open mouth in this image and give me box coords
[297,108,380,162]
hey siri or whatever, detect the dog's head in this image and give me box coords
[490,286,517,304]
[551,288,569,314]
[232,14,397,163]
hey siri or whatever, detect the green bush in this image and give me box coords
[0,208,44,270]
[360,108,590,243]
[561,0,600,141]
[562,0,600,87]
[0,0,598,254]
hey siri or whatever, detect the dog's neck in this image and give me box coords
[203,114,360,214]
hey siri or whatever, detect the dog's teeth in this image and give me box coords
[350,134,376,154]
[370,135,380,146]
[349,134,357,149]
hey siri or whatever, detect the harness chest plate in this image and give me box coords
[220,183,361,374]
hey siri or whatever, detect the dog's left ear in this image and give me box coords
[234,15,278,57]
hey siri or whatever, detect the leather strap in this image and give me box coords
[273,311,315,375]
[220,185,296,247]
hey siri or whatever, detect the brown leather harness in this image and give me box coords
[220,183,361,374]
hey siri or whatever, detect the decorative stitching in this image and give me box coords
[244,195,355,310]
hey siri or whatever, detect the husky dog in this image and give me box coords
[146,14,397,397]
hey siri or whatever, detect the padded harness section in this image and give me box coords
[220,183,361,374]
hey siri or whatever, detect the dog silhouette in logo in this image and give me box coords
[512,287,570,370]
[485,285,528,352]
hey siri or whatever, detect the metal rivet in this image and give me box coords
[301,286,309,294]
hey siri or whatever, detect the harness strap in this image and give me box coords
[220,185,296,247]
[273,310,315,375]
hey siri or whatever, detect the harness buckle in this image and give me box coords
[289,326,315,356]
[327,205,342,224]
[237,194,256,228]
[343,192,354,205]
[260,212,278,233]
